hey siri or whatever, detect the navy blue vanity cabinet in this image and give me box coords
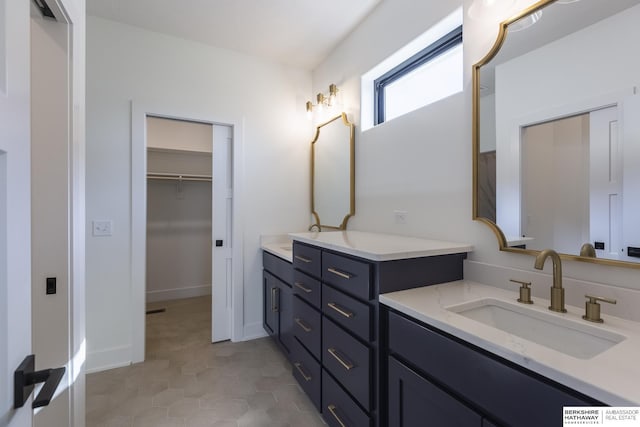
[262,251,293,359]
[383,307,603,427]
[291,240,468,427]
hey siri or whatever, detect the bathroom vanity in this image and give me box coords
[380,282,640,426]
[266,231,472,427]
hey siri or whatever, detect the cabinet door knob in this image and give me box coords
[293,362,312,382]
[327,404,348,427]
[328,348,354,371]
[295,318,312,333]
[294,282,312,293]
[327,267,352,279]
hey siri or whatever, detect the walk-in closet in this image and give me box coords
[145,116,213,332]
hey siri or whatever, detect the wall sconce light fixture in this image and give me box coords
[306,84,340,117]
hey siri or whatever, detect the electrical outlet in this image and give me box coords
[92,220,113,237]
[394,210,408,224]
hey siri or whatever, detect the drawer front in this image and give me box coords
[388,311,599,427]
[293,242,322,278]
[263,251,292,284]
[322,252,371,300]
[323,285,372,341]
[293,270,321,309]
[291,338,321,412]
[292,296,321,359]
[322,317,371,411]
[322,369,371,427]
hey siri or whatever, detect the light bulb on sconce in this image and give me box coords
[305,83,340,119]
[468,0,515,20]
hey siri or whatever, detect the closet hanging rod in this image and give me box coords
[147,172,212,182]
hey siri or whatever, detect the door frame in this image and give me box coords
[131,102,245,363]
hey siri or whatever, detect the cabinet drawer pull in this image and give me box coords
[327,267,352,279]
[327,302,354,319]
[294,318,312,333]
[327,348,354,371]
[327,404,347,427]
[295,255,312,263]
[293,362,312,381]
[294,282,312,293]
[271,287,279,312]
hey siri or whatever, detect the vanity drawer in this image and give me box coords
[293,242,322,278]
[293,270,321,309]
[323,285,372,341]
[322,369,371,427]
[322,252,371,300]
[263,251,292,284]
[292,296,321,359]
[322,317,372,411]
[291,337,321,412]
[387,310,599,427]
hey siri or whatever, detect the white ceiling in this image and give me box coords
[86,0,381,70]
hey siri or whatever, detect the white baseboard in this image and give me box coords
[146,284,211,303]
[86,345,131,374]
[241,321,268,341]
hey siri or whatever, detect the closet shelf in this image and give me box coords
[147,172,212,182]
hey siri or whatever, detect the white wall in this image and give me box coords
[312,0,640,299]
[85,16,311,371]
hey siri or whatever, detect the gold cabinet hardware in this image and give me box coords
[327,267,352,279]
[294,255,312,263]
[270,287,279,312]
[509,279,533,304]
[294,282,312,293]
[293,362,312,382]
[327,404,348,427]
[328,348,354,371]
[294,318,312,333]
[583,294,617,323]
[327,302,354,318]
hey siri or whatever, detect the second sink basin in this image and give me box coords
[447,298,625,359]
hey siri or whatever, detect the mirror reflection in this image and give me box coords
[475,0,640,265]
[312,113,355,230]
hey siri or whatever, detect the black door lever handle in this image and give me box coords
[14,355,66,409]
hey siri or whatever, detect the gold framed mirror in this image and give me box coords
[473,0,640,268]
[311,113,355,230]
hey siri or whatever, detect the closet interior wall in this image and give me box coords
[146,117,213,302]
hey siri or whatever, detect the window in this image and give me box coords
[373,26,463,125]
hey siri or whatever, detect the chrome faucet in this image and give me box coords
[534,249,567,313]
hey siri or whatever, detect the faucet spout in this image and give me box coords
[534,249,566,313]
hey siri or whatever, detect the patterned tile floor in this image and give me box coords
[86,296,326,427]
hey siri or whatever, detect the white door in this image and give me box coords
[212,125,232,342]
[590,105,622,259]
[1,0,34,425]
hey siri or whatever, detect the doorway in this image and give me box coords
[131,106,243,365]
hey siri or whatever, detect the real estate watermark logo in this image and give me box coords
[563,407,640,426]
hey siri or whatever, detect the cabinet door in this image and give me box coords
[278,280,293,355]
[388,357,482,427]
[263,272,279,336]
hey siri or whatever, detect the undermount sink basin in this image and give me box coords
[447,298,626,359]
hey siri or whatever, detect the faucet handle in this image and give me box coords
[509,279,533,304]
[582,294,617,323]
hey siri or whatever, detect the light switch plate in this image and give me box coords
[92,220,113,237]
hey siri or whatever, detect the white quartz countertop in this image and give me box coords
[380,281,640,406]
[260,235,293,262]
[289,231,473,261]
